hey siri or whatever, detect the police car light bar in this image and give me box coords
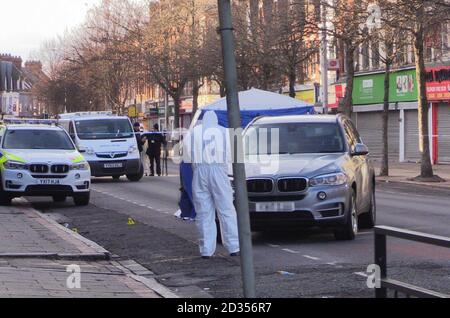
[3,118,58,126]
[58,111,114,119]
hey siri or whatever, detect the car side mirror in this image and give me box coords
[77,146,86,153]
[351,143,369,157]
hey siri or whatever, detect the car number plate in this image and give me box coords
[255,202,295,212]
[104,163,123,169]
[38,179,61,185]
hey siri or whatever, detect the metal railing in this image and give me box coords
[375,226,450,298]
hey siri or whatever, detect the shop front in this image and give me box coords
[352,69,418,162]
[426,66,450,163]
[352,66,450,164]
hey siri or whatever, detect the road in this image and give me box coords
[26,163,450,298]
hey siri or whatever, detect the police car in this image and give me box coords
[0,124,91,206]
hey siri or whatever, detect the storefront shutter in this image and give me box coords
[353,111,399,160]
[405,110,421,162]
[437,103,450,163]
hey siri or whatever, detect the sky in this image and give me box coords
[0,0,101,61]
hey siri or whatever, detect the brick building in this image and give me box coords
[0,54,48,117]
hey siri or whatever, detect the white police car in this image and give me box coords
[0,124,91,206]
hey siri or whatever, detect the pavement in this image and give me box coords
[0,199,178,298]
[374,161,450,188]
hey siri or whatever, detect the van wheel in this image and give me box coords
[127,164,144,182]
[74,193,90,206]
[334,190,358,241]
[53,195,67,203]
[359,187,376,229]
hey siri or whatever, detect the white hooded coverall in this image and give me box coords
[185,111,240,257]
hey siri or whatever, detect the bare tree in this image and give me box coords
[277,0,319,98]
[383,0,450,180]
[140,0,211,129]
[320,0,372,117]
[367,2,411,177]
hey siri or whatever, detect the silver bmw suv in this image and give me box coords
[243,114,376,241]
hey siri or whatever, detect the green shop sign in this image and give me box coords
[353,69,418,105]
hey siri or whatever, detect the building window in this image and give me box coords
[371,40,380,69]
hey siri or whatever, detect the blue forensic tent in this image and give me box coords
[179,89,314,219]
[196,88,315,128]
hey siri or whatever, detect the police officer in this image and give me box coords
[146,124,166,177]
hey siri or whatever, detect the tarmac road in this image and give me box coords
[27,163,450,298]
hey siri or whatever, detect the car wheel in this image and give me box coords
[334,190,358,241]
[0,181,12,206]
[359,187,376,229]
[73,193,90,206]
[127,164,144,182]
[53,195,67,203]
[0,192,12,206]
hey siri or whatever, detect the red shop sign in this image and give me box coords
[426,66,450,101]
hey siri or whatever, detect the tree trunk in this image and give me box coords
[192,78,200,114]
[289,67,296,98]
[220,82,226,97]
[380,61,391,177]
[414,27,434,178]
[341,45,355,118]
[173,94,181,130]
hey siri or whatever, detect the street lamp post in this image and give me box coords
[217,0,256,299]
[320,2,329,114]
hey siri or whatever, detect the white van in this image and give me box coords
[58,112,143,182]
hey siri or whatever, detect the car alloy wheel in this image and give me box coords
[334,191,358,241]
[370,190,376,224]
[351,195,359,236]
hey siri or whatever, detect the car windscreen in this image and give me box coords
[3,129,75,150]
[245,122,345,155]
[75,119,134,140]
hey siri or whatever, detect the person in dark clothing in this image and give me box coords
[134,122,150,176]
[133,122,144,153]
[146,124,166,177]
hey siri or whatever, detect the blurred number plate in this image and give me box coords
[256,202,295,212]
[39,179,60,185]
[104,163,123,169]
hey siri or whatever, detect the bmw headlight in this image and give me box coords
[70,162,90,171]
[4,161,29,170]
[310,172,348,187]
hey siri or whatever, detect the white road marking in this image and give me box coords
[354,272,368,278]
[303,255,321,261]
[91,188,171,215]
[327,262,337,266]
[282,249,301,254]
[267,244,281,248]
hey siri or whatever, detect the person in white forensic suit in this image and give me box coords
[183,111,240,259]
